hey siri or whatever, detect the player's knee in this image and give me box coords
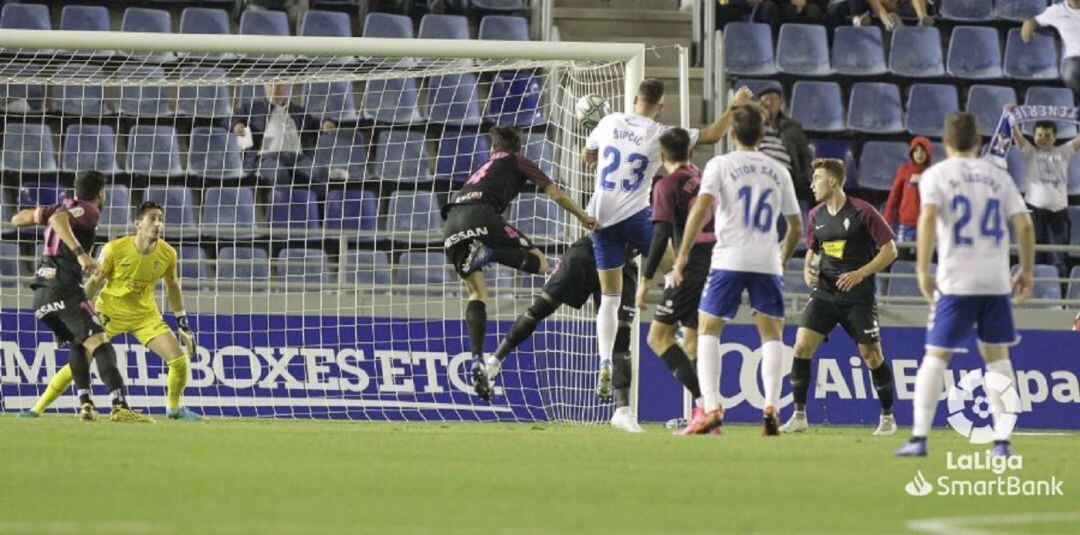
[859,345,884,368]
[531,249,548,274]
[793,342,816,359]
[647,325,674,354]
[81,332,109,355]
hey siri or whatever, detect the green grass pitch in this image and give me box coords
[1,416,1077,534]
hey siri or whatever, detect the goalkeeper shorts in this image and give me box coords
[99,311,173,346]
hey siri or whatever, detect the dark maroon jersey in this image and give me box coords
[806,197,895,303]
[445,151,554,215]
[31,199,100,293]
[651,164,715,250]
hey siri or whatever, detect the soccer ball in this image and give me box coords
[575,94,610,131]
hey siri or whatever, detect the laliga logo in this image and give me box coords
[946,370,1021,444]
[905,470,934,497]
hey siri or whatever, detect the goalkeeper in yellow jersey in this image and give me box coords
[21,201,202,420]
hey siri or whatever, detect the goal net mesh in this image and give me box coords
[0,39,628,423]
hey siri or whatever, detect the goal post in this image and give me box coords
[0,28,653,423]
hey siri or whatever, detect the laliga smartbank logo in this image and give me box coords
[946,369,1020,444]
[904,451,1065,497]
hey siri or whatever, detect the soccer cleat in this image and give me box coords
[675,408,724,435]
[166,407,204,421]
[610,408,644,433]
[596,359,613,402]
[471,358,493,401]
[992,440,1012,458]
[17,410,40,419]
[462,241,492,274]
[873,414,898,436]
[779,410,809,433]
[78,403,97,422]
[109,407,154,423]
[894,438,928,457]
[762,406,781,436]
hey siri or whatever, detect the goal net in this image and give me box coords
[0,29,644,423]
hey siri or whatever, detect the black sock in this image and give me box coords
[870,361,895,416]
[465,300,487,359]
[68,345,91,405]
[659,345,701,399]
[490,248,542,274]
[612,325,633,408]
[92,343,127,408]
[494,296,557,361]
[791,357,812,412]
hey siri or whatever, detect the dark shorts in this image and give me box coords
[443,204,535,277]
[544,241,637,323]
[654,246,711,329]
[799,293,881,345]
[33,288,104,345]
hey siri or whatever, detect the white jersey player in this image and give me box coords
[896,112,1035,458]
[581,80,751,407]
[672,102,803,436]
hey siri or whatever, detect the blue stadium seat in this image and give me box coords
[312,129,369,183]
[1068,266,1080,299]
[217,246,270,281]
[0,194,9,227]
[486,71,544,126]
[1004,28,1059,80]
[0,242,20,287]
[303,81,360,123]
[270,188,321,230]
[18,182,65,210]
[372,130,434,182]
[789,81,844,133]
[362,78,424,124]
[394,252,449,285]
[847,83,903,134]
[363,12,413,38]
[940,0,994,20]
[188,127,245,181]
[387,191,440,236]
[947,26,1003,79]
[0,4,49,30]
[143,187,198,235]
[437,131,491,182]
[1023,87,1077,137]
[180,8,232,35]
[427,73,483,126]
[810,138,857,185]
[784,258,811,294]
[887,260,925,297]
[2,123,56,173]
[177,68,233,118]
[859,142,909,192]
[52,65,109,117]
[240,10,290,35]
[510,194,564,241]
[1069,154,1080,196]
[777,24,831,76]
[966,85,1016,137]
[722,23,777,76]
[62,124,119,175]
[325,189,379,236]
[479,16,529,40]
[523,133,554,175]
[473,0,529,14]
[832,26,886,76]
[200,187,258,239]
[276,248,331,284]
[178,245,210,282]
[1030,264,1062,306]
[99,185,131,231]
[121,7,170,33]
[60,5,109,31]
[889,27,944,77]
[906,84,959,137]
[0,64,45,114]
[126,125,184,178]
[117,66,172,117]
[300,10,351,37]
[345,250,392,286]
[996,0,1046,21]
[419,14,470,39]
[1070,207,1080,257]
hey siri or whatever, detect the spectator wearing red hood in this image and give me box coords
[883,136,933,245]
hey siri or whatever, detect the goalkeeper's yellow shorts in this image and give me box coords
[100,312,173,346]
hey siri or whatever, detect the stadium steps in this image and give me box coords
[552,7,691,40]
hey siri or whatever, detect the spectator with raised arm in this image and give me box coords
[1022,0,1080,100]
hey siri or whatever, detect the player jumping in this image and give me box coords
[21,201,203,421]
[673,103,803,436]
[442,125,596,401]
[10,172,151,422]
[895,112,1034,458]
[779,159,899,436]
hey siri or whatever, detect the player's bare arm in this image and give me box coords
[696,87,752,145]
[1011,211,1036,302]
[673,193,713,286]
[544,183,597,230]
[914,204,938,303]
[804,249,820,288]
[779,214,803,269]
[837,240,898,292]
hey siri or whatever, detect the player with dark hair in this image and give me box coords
[9,172,151,422]
[20,201,202,420]
[442,125,596,401]
[779,158,899,436]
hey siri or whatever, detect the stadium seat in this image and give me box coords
[60,5,109,31]
[722,23,777,76]
[51,65,109,117]
[126,125,185,178]
[344,250,392,286]
[0,64,45,115]
[479,16,529,40]
[99,185,131,231]
[363,12,414,38]
[886,261,915,297]
[486,71,544,126]
[362,77,424,124]
[1070,207,1080,257]
[178,245,211,281]
[17,182,65,210]
[784,258,811,295]
[0,3,49,30]
[510,194,564,241]
[523,133,554,175]
[789,81,844,133]
[180,8,232,35]
[143,187,198,236]
[62,124,120,175]
[906,84,959,138]
[1004,28,1059,80]
[427,73,483,126]
[889,27,944,78]
[300,10,352,37]
[1068,266,1080,300]
[966,85,1017,137]
[473,0,529,14]
[947,26,1003,79]
[847,83,903,134]
[188,127,246,181]
[269,188,321,231]
[0,192,12,226]
[387,191,440,236]
[419,14,470,39]
[394,252,450,285]
[940,0,994,20]
[201,187,258,239]
[1029,264,1063,306]
[1069,155,1080,196]
[312,129,369,183]
[1007,147,1027,193]
[325,189,379,236]
[996,0,1046,21]
[1023,87,1078,137]
[121,7,170,33]
[177,68,233,118]
[809,138,857,185]
[276,248,332,284]
[217,246,270,281]
[777,24,831,76]
[372,130,434,183]
[117,66,172,117]
[240,10,290,35]
[437,131,491,182]
[2,123,56,173]
[303,81,360,123]
[0,242,20,287]
[832,26,887,77]
[858,142,909,192]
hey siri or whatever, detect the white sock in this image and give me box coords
[912,355,948,438]
[985,359,1018,442]
[697,334,721,412]
[614,406,631,417]
[694,397,704,408]
[761,340,784,409]
[596,294,620,363]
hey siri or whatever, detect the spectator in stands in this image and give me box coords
[754,83,814,203]
[1022,1,1080,100]
[715,0,782,34]
[781,0,828,25]
[883,136,933,252]
[827,0,932,30]
[237,0,309,30]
